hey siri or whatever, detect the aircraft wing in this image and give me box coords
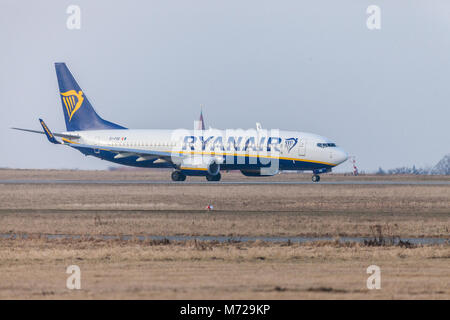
[63,139,182,164]
[13,119,181,165]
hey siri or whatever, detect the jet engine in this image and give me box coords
[240,168,278,177]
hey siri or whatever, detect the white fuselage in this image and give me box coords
[65,128,348,172]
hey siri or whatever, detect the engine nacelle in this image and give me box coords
[240,168,278,177]
[180,155,221,176]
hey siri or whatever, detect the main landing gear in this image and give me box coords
[171,171,186,181]
[312,174,321,182]
[206,172,221,182]
[171,171,222,182]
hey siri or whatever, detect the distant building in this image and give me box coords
[197,110,205,130]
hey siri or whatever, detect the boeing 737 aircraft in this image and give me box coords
[13,63,348,182]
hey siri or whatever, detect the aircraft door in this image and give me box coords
[298,138,306,156]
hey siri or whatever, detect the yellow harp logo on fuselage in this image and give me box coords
[60,90,84,121]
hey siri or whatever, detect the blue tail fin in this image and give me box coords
[55,63,126,131]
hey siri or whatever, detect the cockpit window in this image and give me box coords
[317,143,336,148]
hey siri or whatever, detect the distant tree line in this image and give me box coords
[376,154,450,175]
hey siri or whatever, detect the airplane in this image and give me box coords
[13,63,348,182]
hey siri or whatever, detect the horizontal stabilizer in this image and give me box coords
[11,127,80,140]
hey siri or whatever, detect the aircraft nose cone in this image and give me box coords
[334,148,348,165]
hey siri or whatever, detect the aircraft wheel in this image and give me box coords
[171,171,185,181]
[206,172,221,182]
[312,174,320,182]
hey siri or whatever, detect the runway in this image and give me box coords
[0,179,449,185]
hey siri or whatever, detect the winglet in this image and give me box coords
[39,119,61,144]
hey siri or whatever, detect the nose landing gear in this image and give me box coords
[312,174,321,182]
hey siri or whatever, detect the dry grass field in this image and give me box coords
[0,238,448,299]
[0,169,448,299]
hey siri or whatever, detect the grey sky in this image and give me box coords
[1,1,449,172]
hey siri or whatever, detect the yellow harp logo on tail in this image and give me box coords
[60,90,84,121]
